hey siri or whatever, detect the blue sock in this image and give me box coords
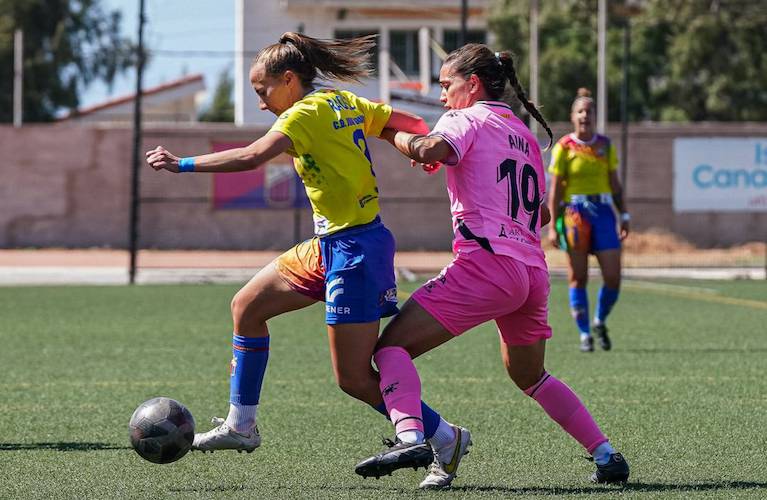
[592,441,616,465]
[569,287,591,334]
[229,335,269,405]
[374,401,441,440]
[595,286,619,324]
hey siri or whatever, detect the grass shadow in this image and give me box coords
[450,480,767,495]
[0,442,130,452]
[170,480,767,495]
[621,347,767,354]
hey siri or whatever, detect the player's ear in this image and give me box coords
[469,74,481,96]
[283,69,296,87]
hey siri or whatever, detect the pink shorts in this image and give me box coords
[411,250,553,346]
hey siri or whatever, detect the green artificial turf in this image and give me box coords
[0,278,765,498]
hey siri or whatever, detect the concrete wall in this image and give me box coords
[1,121,765,250]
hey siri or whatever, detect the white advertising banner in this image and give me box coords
[673,138,767,212]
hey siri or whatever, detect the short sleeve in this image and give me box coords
[346,92,393,138]
[607,142,619,172]
[268,102,316,156]
[429,110,476,166]
[548,142,567,178]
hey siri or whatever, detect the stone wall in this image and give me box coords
[1,121,765,250]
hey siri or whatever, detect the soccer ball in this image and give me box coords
[128,397,195,464]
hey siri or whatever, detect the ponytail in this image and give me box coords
[497,51,553,150]
[254,32,376,86]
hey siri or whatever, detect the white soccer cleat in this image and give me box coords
[419,425,472,489]
[192,417,261,453]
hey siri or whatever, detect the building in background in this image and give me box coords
[60,74,206,124]
[235,0,490,125]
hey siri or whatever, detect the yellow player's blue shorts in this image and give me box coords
[558,198,620,254]
[275,216,399,324]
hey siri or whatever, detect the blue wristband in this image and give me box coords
[178,157,195,172]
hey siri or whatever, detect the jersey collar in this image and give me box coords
[569,132,599,145]
[477,100,513,110]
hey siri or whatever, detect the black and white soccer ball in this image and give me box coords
[128,397,195,464]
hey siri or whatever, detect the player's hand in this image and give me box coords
[145,146,180,173]
[548,228,561,249]
[619,221,630,241]
[411,159,443,175]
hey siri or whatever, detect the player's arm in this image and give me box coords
[547,174,565,248]
[379,129,453,165]
[540,202,552,228]
[383,109,430,136]
[145,131,292,173]
[609,170,630,240]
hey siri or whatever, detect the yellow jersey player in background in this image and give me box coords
[547,88,630,353]
[146,32,455,467]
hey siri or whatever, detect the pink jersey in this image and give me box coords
[430,101,547,270]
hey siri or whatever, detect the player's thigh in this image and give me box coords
[327,321,382,404]
[567,250,589,287]
[376,297,454,359]
[595,248,622,289]
[499,338,547,390]
[232,261,318,327]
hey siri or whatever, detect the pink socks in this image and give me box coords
[525,372,608,453]
[374,349,608,453]
[374,346,424,435]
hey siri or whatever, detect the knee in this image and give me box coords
[507,367,545,392]
[603,275,621,290]
[569,275,588,289]
[337,375,375,402]
[231,289,267,326]
[230,290,249,320]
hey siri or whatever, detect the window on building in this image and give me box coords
[390,30,420,76]
[442,29,487,53]
[333,29,378,74]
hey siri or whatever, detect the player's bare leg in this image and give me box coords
[327,321,381,405]
[194,260,318,453]
[232,261,318,338]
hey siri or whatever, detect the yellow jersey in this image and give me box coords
[548,133,618,202]
[269,89,392,236]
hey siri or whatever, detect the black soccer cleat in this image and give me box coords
[590,453,629,484]
[355,438,434,479]
[580,336,594,352]
[593,323,612,351]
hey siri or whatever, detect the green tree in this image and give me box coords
[199,69,234,123]
[641,0,767,121]
[489,0,767,122]
[0,0,135,122]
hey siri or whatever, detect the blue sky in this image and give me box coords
[80,0,235,108]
